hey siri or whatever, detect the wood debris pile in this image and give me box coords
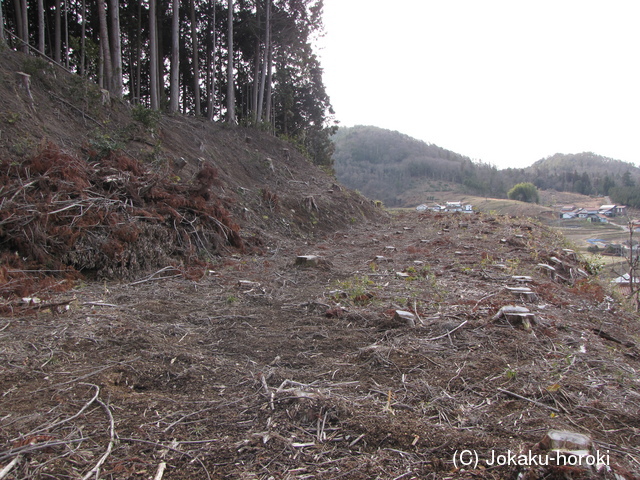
[0,143,247,300]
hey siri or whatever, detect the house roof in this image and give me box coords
[613,273,640,284]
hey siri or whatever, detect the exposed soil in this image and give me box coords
[1,49,640,480]
[2,211,640,479]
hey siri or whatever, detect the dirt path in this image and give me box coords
[1,211,639,479]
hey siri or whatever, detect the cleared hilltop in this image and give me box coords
[1,49,639,480]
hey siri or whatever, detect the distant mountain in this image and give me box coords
[523,152,640,192]
[520,152,640,208]
[331,126,505,207]
[528,152,640,177]
[332,126,640,208]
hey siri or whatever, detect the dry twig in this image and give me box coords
[81,398,116,480]
[423,320,468,341]
[0,455,21,480]
[21,383,100,438]
[497,388,560,413]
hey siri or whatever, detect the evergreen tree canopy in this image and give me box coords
[0,0,336,165]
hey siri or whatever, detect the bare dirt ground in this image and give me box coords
[2,210,640,479]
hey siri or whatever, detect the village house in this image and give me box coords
[560,204,626,221]
[599,204,627,217]
[444,201,473,213]
[612,273,640,296]
[599,205,617,216]
[560,206,579,219]
[416,201,474,213]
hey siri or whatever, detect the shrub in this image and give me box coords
[507,182,539,203]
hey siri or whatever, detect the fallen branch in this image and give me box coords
[261,374,275,410]
[119,438,211,480]
[412,300,423,325]
[423,320,468,341]
[497,388,560,413]
[153,462,167,480]
[43,362,137,390]
[163,406,217,433]
[348,433,366,448]
[472,290,502,311]
[22,383,99,438]
[592,328,635,348]
[0,455,21,480]
[48,92,102,127]
[0,438,88,462]
[128,266,182,286]
[81,398,115,480]
[82,302,120,308]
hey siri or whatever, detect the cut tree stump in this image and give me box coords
[295,255,322,267]
[537,263,556,279]
[539,430,591,452]
[393,310,416,328]
[511,275,532,283]
[493,305,535,331]
[16,72,35,110]
[505,286,537,303]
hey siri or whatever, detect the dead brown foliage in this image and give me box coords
[0,143,247,300]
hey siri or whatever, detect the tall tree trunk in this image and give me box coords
[182,76,187,113]
[54,0,61,61]
[108,0,123,97]
[206,0,216,121]
[265,39,272,124]
[134,0,142,102]
[256,0,270,123]
[13,0,23,47]
[251,44,259,123]
[97,0,113,93]
[37,0,45,53]
[14,0,28,53]
[98,39,104,88]
[189,0,200,115]
[169,0,180,113]
[64,0,69,67]
[80,0,86,75]
[20,0,28,53]
[225,0,235,123]
[128,42,135,101]
[0,0,5,46]
[149,0,159,109]
[250,0,261,123]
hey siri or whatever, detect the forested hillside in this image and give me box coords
[333,126,640,207]
[519,152,640,207]
[332,126,506,207]
[0,0,336,165]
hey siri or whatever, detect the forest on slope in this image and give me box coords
[0,0,336,165]
[332,125,640,208]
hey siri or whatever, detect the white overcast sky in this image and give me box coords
[317,0,640,169]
